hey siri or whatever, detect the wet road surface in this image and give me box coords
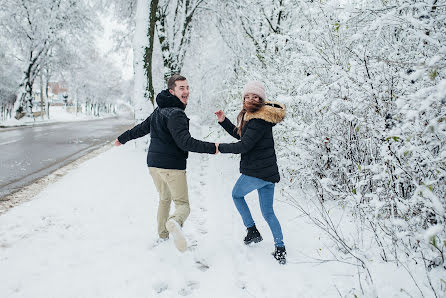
[0,117,134,199]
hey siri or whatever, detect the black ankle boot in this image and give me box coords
[244,225,263,245]
[272,246,286,265]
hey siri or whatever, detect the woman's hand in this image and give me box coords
[114,139,122,146]
[214,110,225,122]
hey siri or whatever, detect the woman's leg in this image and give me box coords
[257,183,284,247]
[232,175,267,228]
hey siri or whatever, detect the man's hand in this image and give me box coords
[215,143,220,154]
[214,110,225,123]
[114,139,122,146]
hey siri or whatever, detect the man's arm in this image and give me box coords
[167,111,216,154]
[218,120,266,154]
[117,114,152,145]
[219,117,241,140]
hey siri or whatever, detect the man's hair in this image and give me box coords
[167,74,187,90]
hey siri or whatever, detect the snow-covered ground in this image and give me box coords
[0,119,436,298]
[0,106,116,127]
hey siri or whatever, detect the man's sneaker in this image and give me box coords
[272,246,287,265]
[151,236,169,248]
[166,219,187,252]
[244,225,263,245]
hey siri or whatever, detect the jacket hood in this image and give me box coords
[244,101,286,124]
[156,89,186,110]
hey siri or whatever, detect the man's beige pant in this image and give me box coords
[149,167,190,239]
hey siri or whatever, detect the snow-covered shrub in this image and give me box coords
[216,0,445,295]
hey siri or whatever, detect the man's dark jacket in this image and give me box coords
[218,101,286,183]
[118,90,215,170]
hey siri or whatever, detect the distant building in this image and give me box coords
[48,82,69,105]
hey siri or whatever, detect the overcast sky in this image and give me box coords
[96,14,133,81]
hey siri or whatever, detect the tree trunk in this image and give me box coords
[75,90,78,117]
[14,44,50,119]
[40,70,45,120]
[134,0,154,122]
[143,0,159,105]
[44,66,50,119]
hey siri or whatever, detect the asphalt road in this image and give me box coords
[0,117,134,199]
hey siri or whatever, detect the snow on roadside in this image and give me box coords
[0,106,117,127]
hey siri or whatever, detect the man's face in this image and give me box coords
[169,80,189,105]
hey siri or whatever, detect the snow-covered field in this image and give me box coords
[0,120,437,298]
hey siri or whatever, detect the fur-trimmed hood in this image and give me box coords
[244,101,286,124]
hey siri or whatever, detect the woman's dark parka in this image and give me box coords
[218,101,286,183]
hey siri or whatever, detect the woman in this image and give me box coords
[215,81,287,264]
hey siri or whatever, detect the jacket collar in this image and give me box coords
[244,101,286,124]
[156,89,186,110]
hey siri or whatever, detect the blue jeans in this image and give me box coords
[232,175,284,247]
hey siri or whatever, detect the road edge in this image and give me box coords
[0,143,114,216]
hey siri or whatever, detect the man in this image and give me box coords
[115,75,218,252]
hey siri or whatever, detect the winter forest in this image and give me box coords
[1,0,445,297]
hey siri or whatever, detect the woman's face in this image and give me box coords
[244,93,260,104]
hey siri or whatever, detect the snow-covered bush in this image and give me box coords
[214,0,445,295]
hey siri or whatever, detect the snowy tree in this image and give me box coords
[156,0,206,80]
[0,44,21,121]
[0,0,96,118]
[109,0,206,119]
[108,0,156,121]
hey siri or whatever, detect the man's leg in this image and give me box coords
[163,169,190,226]
[149,167,172,239]
[156,169,189,252]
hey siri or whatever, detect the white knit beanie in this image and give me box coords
[242,81,266,100]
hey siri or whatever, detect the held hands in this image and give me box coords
[114,139,122,146]
[215,143,220,154]
[213,111,224,154]
[214,110,225,123]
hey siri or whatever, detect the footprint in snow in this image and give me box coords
[195,259,210,272]
[178,280,200,296]
[149,237,169,249]
[152,281,168,294]
[236,279,247,290]
[197,226,208,235]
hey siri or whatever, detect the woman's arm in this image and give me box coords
[215,110,240,140]
[219,118,241,140]
[218,120,266,154]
